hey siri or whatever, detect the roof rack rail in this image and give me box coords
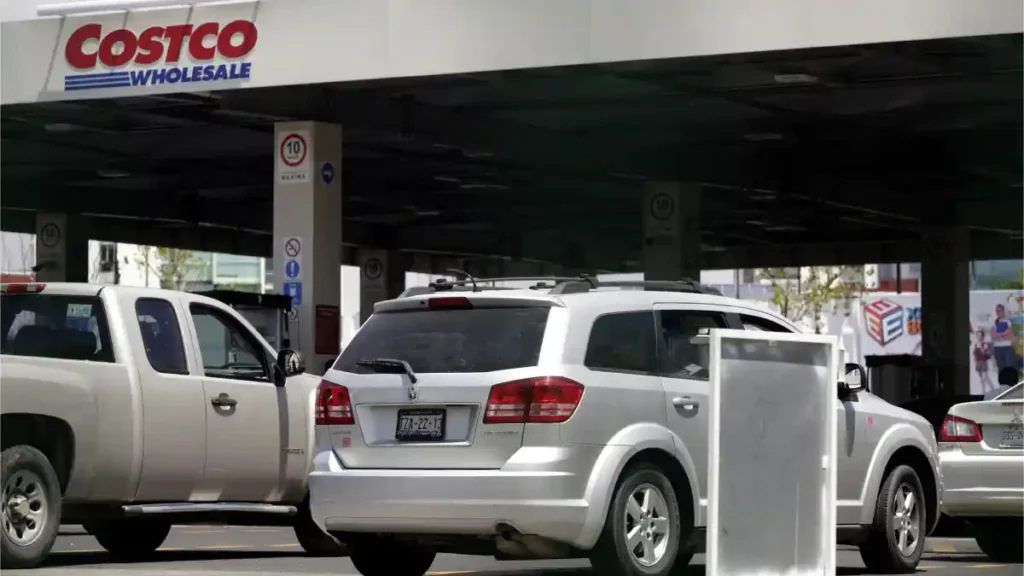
[399,275,585,297]
[548,278,723,296]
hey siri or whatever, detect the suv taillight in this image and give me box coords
[316,380,354,425]
[939,414,982,443]
[483,377,584,424]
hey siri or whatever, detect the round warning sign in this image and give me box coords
[280,133,307,168]
[363,257,383,281]
[649,193,675,221]
[39,222,61,248]
[284,237,302,258]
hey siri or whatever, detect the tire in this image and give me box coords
[1,445,63,569]
[590,463,691,576]
[859,464,926,574]
[348,537,436,576]
[972,518,1023,563]
[85,519,170,559]
[293,494,346,556]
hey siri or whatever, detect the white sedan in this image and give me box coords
[939,381,1023,563]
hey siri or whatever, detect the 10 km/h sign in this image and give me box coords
[277,130,311,184]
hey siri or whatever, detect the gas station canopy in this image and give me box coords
[1,0,1021,270]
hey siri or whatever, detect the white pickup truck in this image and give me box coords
[0,282,343,569]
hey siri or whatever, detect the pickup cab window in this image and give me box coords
[136,298,188,375]
[1,294,114,362]
[189,304,269,382]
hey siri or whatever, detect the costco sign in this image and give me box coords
[63,20,257,91]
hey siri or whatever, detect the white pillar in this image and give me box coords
[273,121,342,373]
[35,213,88,282]
[358,248,388,325]
[642,182,701,281]
[921,225,971,396]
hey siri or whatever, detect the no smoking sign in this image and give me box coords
[277,130,311,184]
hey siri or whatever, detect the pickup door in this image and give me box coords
[178,294,300,502]
[127,294,208,502]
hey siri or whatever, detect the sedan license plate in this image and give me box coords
[1000,427,1023,449]
[396,409,446,441]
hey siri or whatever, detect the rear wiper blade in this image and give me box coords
[355,358,418,383]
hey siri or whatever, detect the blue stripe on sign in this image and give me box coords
[65,71,131,81]
[64,82,132,91]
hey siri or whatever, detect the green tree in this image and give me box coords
[991,268,1024,290]
[759,266,870,333]
[136,246,208,291]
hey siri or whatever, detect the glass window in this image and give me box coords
[189,304,269,381]
[135,298,188,375]
[1,294,114,362]
[739,314,794,333]
[658,310,729,380]
[584,312,658,374]
[335,307,549,374]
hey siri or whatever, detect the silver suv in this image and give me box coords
[309,278,941,576]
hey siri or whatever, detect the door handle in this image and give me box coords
[211,394,238,408]
[672,396,699,409]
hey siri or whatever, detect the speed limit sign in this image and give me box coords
[277,130,311,184]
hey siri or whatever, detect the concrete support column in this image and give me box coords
[920,225,971,397]
[273,122,342,373]
[411,253,433,274]
[34,213,88,282]
[358,248,389,325]
[505,259,544,278]
[642,182,701,281]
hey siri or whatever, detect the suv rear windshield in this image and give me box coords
[1,294,115,363]
[334,307,550,374]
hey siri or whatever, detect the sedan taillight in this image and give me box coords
[939,414,982,443]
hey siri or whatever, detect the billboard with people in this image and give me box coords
[858,290,1024,395]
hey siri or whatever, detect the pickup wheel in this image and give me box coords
[348,537,436,576]
[293,494,346,556]
[1,445,62,569]
[85,519,170,559]
[859,465,925,574]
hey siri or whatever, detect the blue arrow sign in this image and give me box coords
[285,259,301,279]
[321,162,335,185]
[283,282,303,305]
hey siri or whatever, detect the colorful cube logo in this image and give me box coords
[864,299,905,346]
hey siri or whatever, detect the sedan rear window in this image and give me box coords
[334,307,549,374]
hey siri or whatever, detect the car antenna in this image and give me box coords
[446,268,478,292]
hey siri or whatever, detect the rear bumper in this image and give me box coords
[939,447,1024,517]
[308,445,603,548]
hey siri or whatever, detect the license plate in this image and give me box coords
[1000,428,1024,448]
[395,409,446,441]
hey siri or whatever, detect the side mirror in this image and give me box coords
[274,349,305,386]
[840,362,867,396]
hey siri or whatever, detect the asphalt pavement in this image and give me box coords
[5,525,1020,576]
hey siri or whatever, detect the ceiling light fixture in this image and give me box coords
[43,123,79,133]
[773,73,818,84]
[460,184,509,190]
[96,169,131,178]
[744,132,784,141]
